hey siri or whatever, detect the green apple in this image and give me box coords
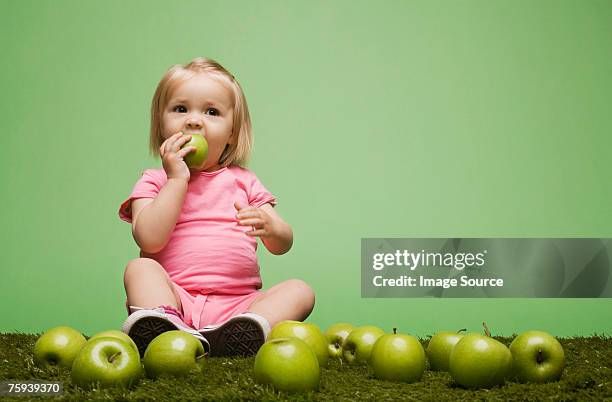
[71,337,142,389]
[33,326,87,369]
[254,337,319,392]
[268,320,329,367]
[426,329,466,371]
[449,329,512,389]
[509,330,565,383]
[369,328,426,383]
[342,325,385,364]
[324,323,354,359]
[182,133,208,169]
[89,330,138,354]
[143,330,206,379]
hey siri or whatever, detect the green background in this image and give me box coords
[1,0,610,337]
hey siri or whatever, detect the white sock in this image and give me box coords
[242,312,271,338]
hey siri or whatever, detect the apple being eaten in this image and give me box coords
[143,331,206,379]
[324,323,354,359]
[426,329,466,371]
[342,325,385,364]
[369,328,426,383]
[449,323,512,389]
[33,326,87,370]
[71,337,142,389]
[181,133,208,169]
[254,337,319,393]
[509,330,565,383]
[268,320,329,367]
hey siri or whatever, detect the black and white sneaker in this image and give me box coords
[121,307,210,357]
[198,313,270,357]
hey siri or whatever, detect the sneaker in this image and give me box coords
[122,307,210,357]
[198,312,270,357]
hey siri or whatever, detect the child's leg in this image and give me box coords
[122,258,210,356]
[247,279,315,328]
[197,281,314,357]
[123,258,181,311]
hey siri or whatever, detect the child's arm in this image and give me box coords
[131,132,195,254]
[235,202,293,255]
[131,178,188,253]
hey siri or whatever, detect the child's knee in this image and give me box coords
[287,279,315,309]
[123,258,164,284]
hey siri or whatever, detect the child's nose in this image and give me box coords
[186,116,203,130]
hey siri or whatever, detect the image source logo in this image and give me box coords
[361,238,612,298]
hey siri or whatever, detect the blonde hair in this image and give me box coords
[150,57,253,167]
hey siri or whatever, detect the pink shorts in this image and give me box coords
[172,284,263,330]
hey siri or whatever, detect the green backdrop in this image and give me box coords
[1,0,610,337]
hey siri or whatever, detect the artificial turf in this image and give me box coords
[0,333,610,401]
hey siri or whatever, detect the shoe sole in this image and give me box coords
[201,317,265,357]
[127,316,178,357]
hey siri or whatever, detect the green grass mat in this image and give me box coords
[1,334,610,401]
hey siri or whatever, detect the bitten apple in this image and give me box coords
[181,133,208,169]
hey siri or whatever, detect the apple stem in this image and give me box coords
[482,322,491,337]
[537,349,544,364]
[108,352,121,364]
[457,328,467,334]
[393,327,397,335]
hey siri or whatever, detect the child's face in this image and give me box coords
[162,72,234,172]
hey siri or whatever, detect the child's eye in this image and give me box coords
[173,105,187,113]
[205,108,220,116]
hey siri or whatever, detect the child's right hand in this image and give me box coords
[160,132,195,181]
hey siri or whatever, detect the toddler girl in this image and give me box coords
[118,57,314,357]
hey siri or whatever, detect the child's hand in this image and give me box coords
[234,201,276,238]
[235,201,293,254]
[160,132,194,181]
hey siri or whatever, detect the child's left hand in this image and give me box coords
[234,201,276,238]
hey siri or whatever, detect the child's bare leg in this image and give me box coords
[247,279,315,328]
[123,258,181,311]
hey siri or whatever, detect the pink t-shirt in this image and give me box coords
[118,166,276,295]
